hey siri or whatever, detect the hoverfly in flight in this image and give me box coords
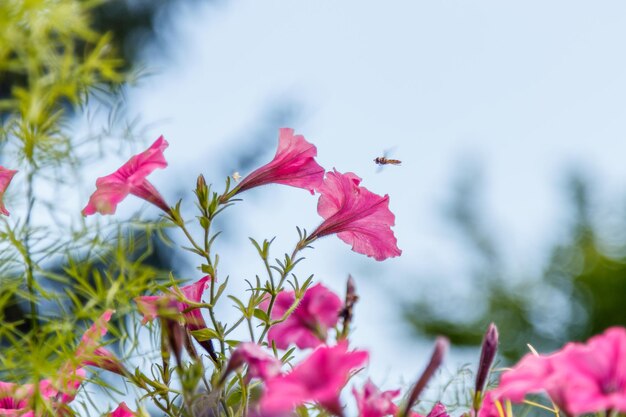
[373,156,402,166]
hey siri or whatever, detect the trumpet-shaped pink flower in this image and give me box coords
[0,167,17,216]
[74,310,126,376]
[493,327,626,416]
[109,402,138,417]
[260,342,368,415]
[235,128,325,195]
[548,327,626,415]
[227,342,282,380]
[135,276,215,358]
[135,276,210,331]
[265,283,343,350]
[309,170,401,261]
[352,380,400,417]
[0,382,30,417]
[82,136,170,216]
[494,352,555,403]
[0,369,86,417]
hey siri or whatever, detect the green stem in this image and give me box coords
[256,242,308,344]
[24,168,37,335]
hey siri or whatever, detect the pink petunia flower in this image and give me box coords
[74,310,126,376]
[135,276,215,358]
[493,352,555,403]
[493,327,626,416]
[547,327,626,415]
[109,402,138,417]
[352,380,401,417]
[234,128,325,195]
[0,167,17,216]
[82,136,170,216]
[265,283,343,350]
[477,392,505,417]
[0,381,30,417]
[135,276,211,331]
[308,170,401,261]
[226,342,282,381]
[0,369,86,417]
[426,403,450,417]
[260,342,368,416]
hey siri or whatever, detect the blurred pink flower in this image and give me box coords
[0,369,86,417]
[176,275,211,331]
[135,276,215,358]
[0,381,30,417]
[494,352,554,403]
[109,402,138,417]
[477,392,502,417]
[235,128,324,195]
[265,283,343,350]
[82,136,169,216]
[352,380,400,417]
[309,170,401,261]
[260,342,368,415]
[227,342,282,380]
[426,403,450,417]
[74,310,126,376]
[494,327,626,416]
[548,327,626,415]
[133,295,163,324]
[0,167,17,216]
[135,276,210,331]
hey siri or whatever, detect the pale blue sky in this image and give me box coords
[93,0,626,388]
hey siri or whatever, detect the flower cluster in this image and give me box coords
[81,128,402,261]
[3,127,623,417]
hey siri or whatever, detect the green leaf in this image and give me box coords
[190,328,220,341]
[225,340,240,348]
[253,308,269,323]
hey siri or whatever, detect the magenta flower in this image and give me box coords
[426,403,450,417]
[82,136,170,216]
[74,310,126,376]
[109,402,138,417]
[493,352,555,403]
[308,170,401,261]
[260,342,368,415]
[0,363,85,416]
[493,327,626,416]
[0,382,30,417]
[264,283,343,350]
[135,276,210,331]
[235,128,325,195]
[135,276,215,358]
[226,342,282,380]
[0,167,17,216]
[548,327,626,415]
[476,392,502,417]
[352,380,401,417]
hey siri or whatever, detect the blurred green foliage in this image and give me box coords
[404,166,626,360]
[0,1,176,408]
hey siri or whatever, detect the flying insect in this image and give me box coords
[373,156,402,166]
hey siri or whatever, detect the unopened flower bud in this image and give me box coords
[473,323,499,412]
[161,316,185,367]
[402,337,449,417]
[195,174,209,210]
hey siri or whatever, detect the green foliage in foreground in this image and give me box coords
[0,0,164,411]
